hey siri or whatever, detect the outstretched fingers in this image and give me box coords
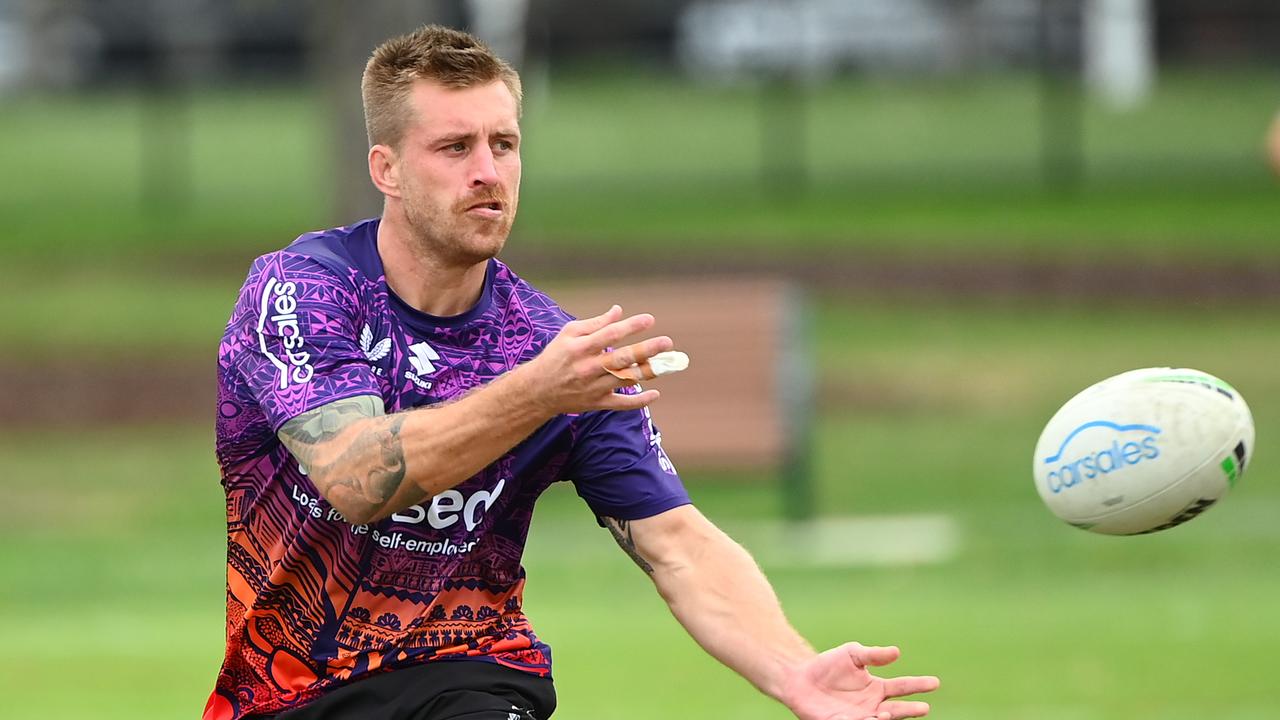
[883,675,941,699]
[564,305,623,337]
[580,310,658,354]
[602,337,674,380]
[537,305,686,412]
[875,700,932,719]
[839,700,932,720]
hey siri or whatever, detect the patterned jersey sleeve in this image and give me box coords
[225,251,382,431]
[565,391,691,521]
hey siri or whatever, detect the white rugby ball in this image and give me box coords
[1033,368,1254,535]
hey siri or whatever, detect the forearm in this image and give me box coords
[397,368,551,495]
[282,369,551,524]
[281,306,673,524]
[632,511,816,700]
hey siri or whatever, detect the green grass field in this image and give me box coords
[1,68,1277,718]
[2,70,1278,265]
[2,297,1276,719]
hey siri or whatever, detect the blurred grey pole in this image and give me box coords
[1038,0,1084,192]
[310,0,456,225]
[760,69,808,199]
[141,0,224,215]
[139,46,190,214]
[941,0,982,72]
[779,284,815,522]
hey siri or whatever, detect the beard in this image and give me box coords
[402,186,515,267]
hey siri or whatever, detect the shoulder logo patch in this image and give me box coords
[360,324,392,363]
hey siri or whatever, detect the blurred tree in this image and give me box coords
[1037,0,1084,191]
[19,0,101,89]
[309,0,460,224]
[939,0,983,72]
[141,0,228,214]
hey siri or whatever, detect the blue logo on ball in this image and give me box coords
[1043,421,1162,494]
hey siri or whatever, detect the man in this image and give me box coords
[207,25,938,720]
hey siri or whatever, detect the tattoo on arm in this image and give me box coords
[280,394,385,444]
[603,516,654,575]
[279,395,411,522]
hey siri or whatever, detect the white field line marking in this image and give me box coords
[728,514,960,568]
[527,513,960,568]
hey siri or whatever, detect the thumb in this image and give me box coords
[844,643,900,668]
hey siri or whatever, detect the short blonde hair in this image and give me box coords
[361,25,523,149]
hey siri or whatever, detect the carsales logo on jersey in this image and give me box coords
[258,276,315,389]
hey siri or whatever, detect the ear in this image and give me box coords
[368,144,401,198]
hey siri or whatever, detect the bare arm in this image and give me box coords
[603,506,813,698]
[603,506,939,719]
[277,306,673,525]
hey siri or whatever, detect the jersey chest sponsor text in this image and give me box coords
[258,276,314,388]
[390,477,506,531]
[292,474,508,539]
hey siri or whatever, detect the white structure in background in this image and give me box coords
[679,0,1157,109]
[676,0,1044,80]
[11,0,102,90]
[1084,0,1154,110]
[0,17,24,91]
[465,0,529,70]
[678,0,947,80]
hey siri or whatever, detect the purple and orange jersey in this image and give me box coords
[206,219,688,720]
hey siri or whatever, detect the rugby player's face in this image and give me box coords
[395,80,521,265]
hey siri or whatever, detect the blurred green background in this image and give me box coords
[1,2,1278,719]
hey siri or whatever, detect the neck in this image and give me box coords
[376,210,489,318]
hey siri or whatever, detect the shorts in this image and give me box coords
[260,660,556,720]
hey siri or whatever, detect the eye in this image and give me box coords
[445,142,467,154]
[494,139,516,153]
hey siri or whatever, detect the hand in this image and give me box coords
[779,644,940,720]
[522,305,674,414]
[1267,111,1280,177]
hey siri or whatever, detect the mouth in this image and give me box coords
[465,200,504,219]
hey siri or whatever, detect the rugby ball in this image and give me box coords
[1033,368,1254,535]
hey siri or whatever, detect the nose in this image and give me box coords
[469,144,500,188]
